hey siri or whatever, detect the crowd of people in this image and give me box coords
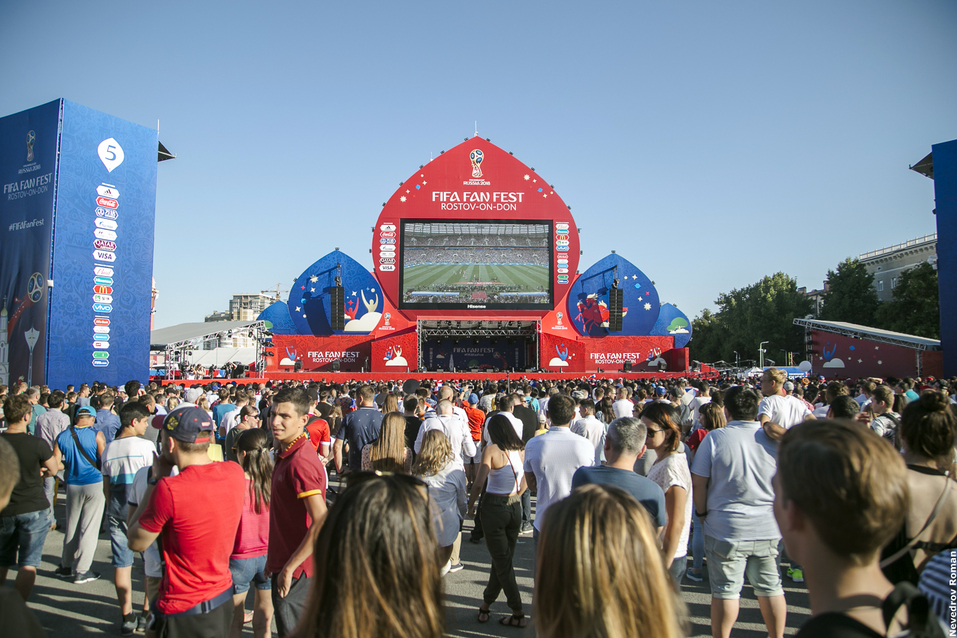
[1,371,955,637]
[403,247,549,268]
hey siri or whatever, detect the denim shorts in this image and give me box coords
[108,515,134,568]
[229,554,270,594]
[0,509,50,568]
[704,536,784,599]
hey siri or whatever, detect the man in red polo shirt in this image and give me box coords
[267,386,328,637]
[128,406,244,638]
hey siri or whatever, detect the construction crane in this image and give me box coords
[261,283,289,302]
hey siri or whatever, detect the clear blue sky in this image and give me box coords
[3,0,955,329]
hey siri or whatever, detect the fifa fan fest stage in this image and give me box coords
[223,137,701,382]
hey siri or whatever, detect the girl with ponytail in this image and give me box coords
[228,428,274,638]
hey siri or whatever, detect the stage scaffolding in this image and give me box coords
[416,319,539,372]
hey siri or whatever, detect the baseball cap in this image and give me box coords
[76,406,96,418]
[655,386,666,396]
[184,388,204,404]
[152,406,215,443]
[469,393,479,404]
[783,381,795,392]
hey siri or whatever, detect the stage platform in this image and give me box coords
[155,369,717,387]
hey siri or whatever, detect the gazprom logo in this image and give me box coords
[93,303,113,313]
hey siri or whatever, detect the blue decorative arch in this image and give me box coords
[650,303,692,348]
[288,250,383,336]
[567,254,660,336]
[256,301,298,335]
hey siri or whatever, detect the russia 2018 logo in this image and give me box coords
[469,149,484,178]
[27,272,44,303]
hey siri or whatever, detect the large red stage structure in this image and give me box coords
[249,137,694,378]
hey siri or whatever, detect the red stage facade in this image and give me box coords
[256,138,695,377]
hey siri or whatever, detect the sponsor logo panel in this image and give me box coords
[93,250,116,262]
[94,317,111,326]
[92,351,109,359]
[95,207,118,219]
[94,267,114,277]
[95,218,118,230]
[93,228,117,240]
[92,303,112,313]
[378,264,396,272]
[93,294,113,303]
[96,196,118,209]
[92,360,109,367]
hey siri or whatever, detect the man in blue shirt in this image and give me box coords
[572,416,666,530]
[95,395,121,446]
[333,385,382,474]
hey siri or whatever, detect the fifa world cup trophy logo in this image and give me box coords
[26,130,36,162]
[556,311,563,326]
[469,149,484,178]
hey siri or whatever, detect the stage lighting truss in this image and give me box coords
[417,319,537,339]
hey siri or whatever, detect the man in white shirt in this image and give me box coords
[482,395,524,446]
[688,381,712,431]
[415,400,475,469]
[758,369,815,440]
[524,394,595,543]
[570,398,605,465]
[612,386,635,419]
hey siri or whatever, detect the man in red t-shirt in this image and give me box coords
[267,386,328,637]
[129,406,244,638]
[302,388,332,466]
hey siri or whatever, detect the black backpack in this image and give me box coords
[881,582,946,638]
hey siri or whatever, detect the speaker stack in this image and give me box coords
[608,287,623,332]
[330,286,345,331]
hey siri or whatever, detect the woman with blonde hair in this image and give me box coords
[381,393,399,415]
[536,484,687,638]
[413,430,467,573]
[361,412,412,474]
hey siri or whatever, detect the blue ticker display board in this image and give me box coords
[0,99,157,389]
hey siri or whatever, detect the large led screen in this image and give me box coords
[399,220,552,310]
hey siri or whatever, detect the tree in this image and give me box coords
[820,258,881,326]
[877,262,939,339]
[690,273,813,365]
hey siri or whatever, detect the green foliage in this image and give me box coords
[877,262,940,339]
[820,258,881,325]
[690,273,813,365]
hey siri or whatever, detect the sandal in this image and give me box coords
[500,614,527,628]
[243,611,254,623]
[477,606,491,623]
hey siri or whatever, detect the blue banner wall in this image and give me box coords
[46,100,157,389]
[0,100,61,387]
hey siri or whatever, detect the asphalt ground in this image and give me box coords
[17,482,810,637]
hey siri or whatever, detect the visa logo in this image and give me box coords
[93,250,116,262]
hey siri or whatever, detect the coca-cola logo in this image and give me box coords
[96,197,118,209]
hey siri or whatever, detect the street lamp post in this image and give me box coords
[759,341,769,369]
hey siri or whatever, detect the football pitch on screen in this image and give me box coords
[403,264,549,292]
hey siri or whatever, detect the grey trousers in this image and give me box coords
[61,483,105,574]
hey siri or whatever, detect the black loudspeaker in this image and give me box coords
[622,360,632,373]
[330,286,345,331]
[608,288,623,331]
[294,360,303,371]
